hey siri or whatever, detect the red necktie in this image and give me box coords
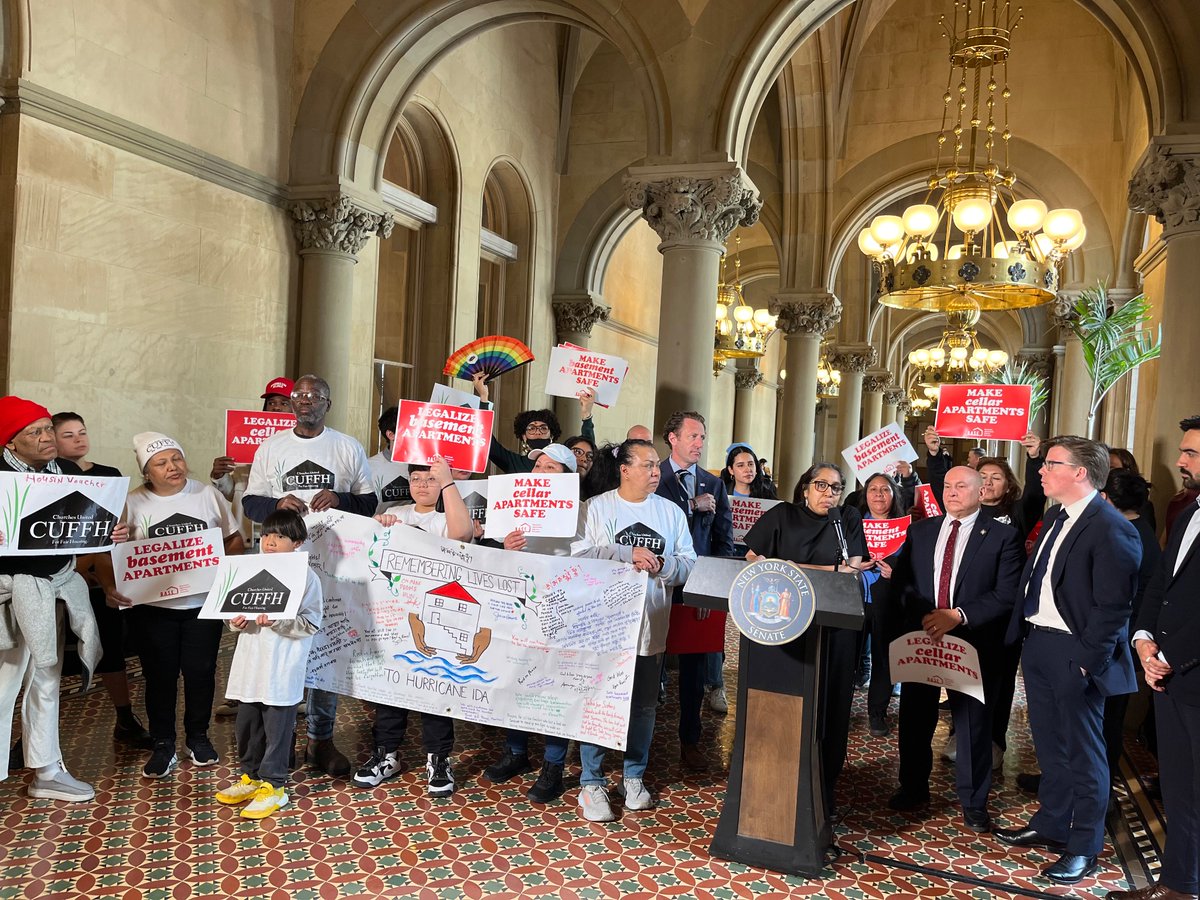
[937,519,961,609]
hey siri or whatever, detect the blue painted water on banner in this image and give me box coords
[394,650,498,684]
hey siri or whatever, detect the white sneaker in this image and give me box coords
[578,784,616,822]
[992,743,1004,771]
[353,748,401,788]
[27,768,94,803]
[617,777,654,811]
[940,734,957,762]
[706,686,729,714]
[240,783,289,819]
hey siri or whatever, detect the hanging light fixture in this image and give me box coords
[714,235,777,370]
[908,299,1008,385]
[816,343,842,398]
[857,1,1084,311]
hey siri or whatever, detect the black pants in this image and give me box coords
[237,701,297,789]
[979,627,1021,751]
[373,704,454,755]
[90,587,131,675]
[898,680,993,811]
[861,598,899,718]
[820,626,859,805]
[129,605,222,743]
[677,652,705,745]
[1155,689,1200,894]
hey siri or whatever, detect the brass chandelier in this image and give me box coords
[857,1,1085,312]
[908,300,1008,385]
[714,235,776,371]
[816,344,841,398]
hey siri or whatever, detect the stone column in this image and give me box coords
[1015,347,1055,438]
[732,363,762,444]
[551,293,611,436]
[626,163,760,431]
[1128,136,1200,511]
[861,372,892,437]
[290,196,394,434]
[770,292,842,492]
[883,388,903,428]
[831,345,878,457]
[895,395,911,436]
[1050,292,1092,438]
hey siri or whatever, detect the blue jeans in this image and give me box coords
[579,653,661,786]
[507,729,568,765]
[306,688,339,741]
[705,651,725,690]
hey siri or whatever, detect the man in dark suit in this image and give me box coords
[656,410,734,769]
[888,466,1023,831]
[996,435,1142,885]
[1110,417,1200,900]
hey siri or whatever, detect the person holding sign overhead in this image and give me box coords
[471,373,597,474]
[0,396,130,801]
[886,466,1022,832]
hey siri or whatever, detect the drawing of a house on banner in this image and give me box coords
[421,581,481,655]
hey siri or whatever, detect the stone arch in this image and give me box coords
[290,1,668,195]
[554,170,640,297]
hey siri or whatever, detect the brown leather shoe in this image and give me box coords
[680,743,708,770]
[1107,884,1200,900]
[306,738,351,778]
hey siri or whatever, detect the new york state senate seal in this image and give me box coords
[729,559,816,646]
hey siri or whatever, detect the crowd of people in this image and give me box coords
[0,374,1196,899]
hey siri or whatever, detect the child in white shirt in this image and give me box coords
[215,510,323,820]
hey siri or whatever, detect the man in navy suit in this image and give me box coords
[996,436,1142,885]
[888,466,1023,831]
[656,410,734,769]
[1111,417,1200,900]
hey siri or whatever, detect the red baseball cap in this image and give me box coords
[261,377,294,399]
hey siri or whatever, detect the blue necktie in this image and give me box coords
[1023,507,1070,618]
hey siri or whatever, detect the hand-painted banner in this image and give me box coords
[390,400,494,473]
[197,552,310,621]
[862,516,911,559]
[934,384,1032,441]
[224,410,296,464]
[730,497,782,544]
[484,473,579,540]
[544,345,628,408]
[0,472,129,556]
[915,484,943,518]
[112,526,225,606]
[889,630,984,702]
[842,423,918,484]
[302,510,648,750]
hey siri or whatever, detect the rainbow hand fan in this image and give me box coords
[443,335,535,382]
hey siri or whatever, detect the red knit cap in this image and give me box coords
[0,396,51,445]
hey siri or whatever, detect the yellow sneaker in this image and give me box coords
[215,774,262,805]
[240,783,288,819]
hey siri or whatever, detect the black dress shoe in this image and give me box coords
[1042,852,1098,884]
[887,787,930,811]
[963,808,991,832]
[993,826,1067,849]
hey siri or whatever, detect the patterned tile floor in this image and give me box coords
[0,629,1163,899]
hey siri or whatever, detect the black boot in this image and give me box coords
[113,706,154,750]
[526,762,565,803]
[483,750,532,783]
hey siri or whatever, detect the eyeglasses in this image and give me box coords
[1042,459,1081,471]
[809,480,844,495]
[571,448,594,461]
[409,477,440,488]
[525,423,551,436]
[290,391,329,402]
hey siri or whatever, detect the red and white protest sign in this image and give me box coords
[484,473,580,540]
[862,516,911,559]
[934,384,1032,441]
[915,484,943,518]
[391,400,494,473]
[545,346,628,408]
[113,527,225,606]
[889,631,984,702]
[842,423,918,484]
[730,497,781,544]
[224,410,296,464]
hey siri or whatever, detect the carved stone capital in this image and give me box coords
[771,292,843,336]
[1129,142,1200,235]
[895,396,912,416]
[1050,289,1082,331]
[551,294,611,339]
[830,345,878,375]
[289,196,394,256]
[883,388,906,407]
[863,371,893,394]
[735,368,764,391]
[1015,347,1054,380]
[625,163,760,247]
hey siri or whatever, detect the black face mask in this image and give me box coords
[526,438,552,450]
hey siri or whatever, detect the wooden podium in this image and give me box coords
[683,557,864,877]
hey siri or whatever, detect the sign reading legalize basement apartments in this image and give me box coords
[391,400,494,474]
[113,526,225,606]
[198,552,310,621]
[842,423,918,484]
[0,472,129,555]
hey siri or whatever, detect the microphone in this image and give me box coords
[827,507,850,567]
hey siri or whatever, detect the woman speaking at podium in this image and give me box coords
[744,462,869,816]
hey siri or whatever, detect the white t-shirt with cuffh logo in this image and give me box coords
[367,451,412,514]
[124,479,239,610]
[245,428,375,504]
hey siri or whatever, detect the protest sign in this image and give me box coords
[842,423,918,484]
[730,497,782,544]
[915,484,943,518]
[935,384,1032,441]
[429,383,482,410]
[303,511,648,750]
[224,410,296,464]
[112,527,225,606]
[390,400,494,473]
[198,552,310,621]
[889,630,984,702]
[455,479,488,525]
[862,516,911,559]
[545,346,628,408]
[0,472,128,556]
[484,473,579,540]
